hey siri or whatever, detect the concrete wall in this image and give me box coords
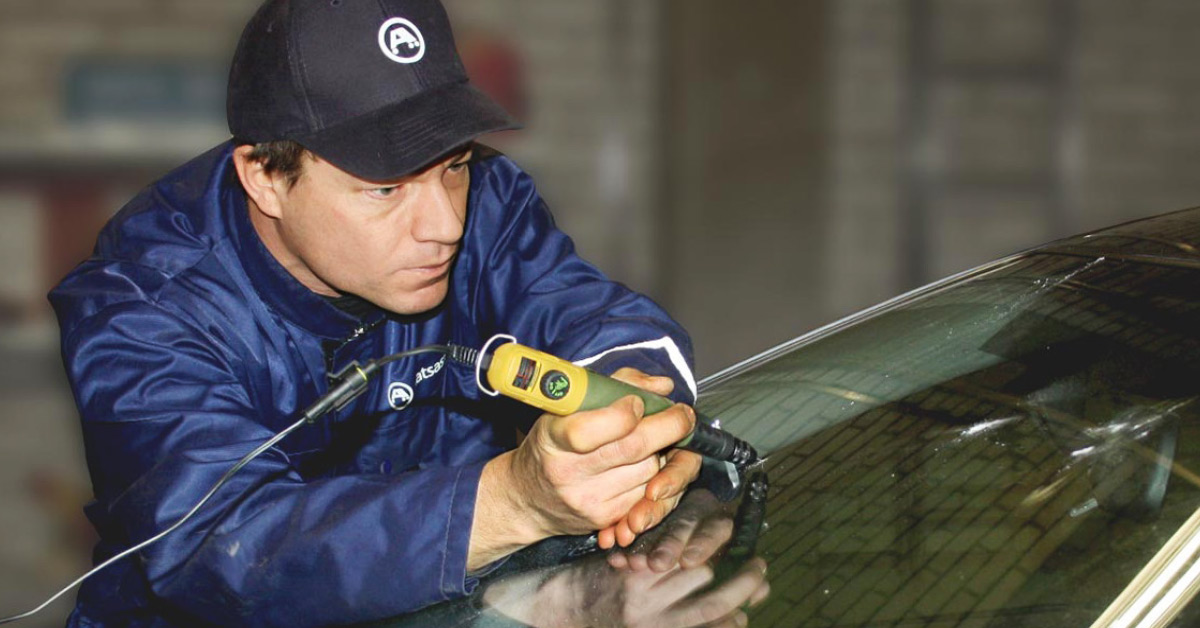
[827,0,1200,322]
[660,0,830,375]
[443,0,663,292]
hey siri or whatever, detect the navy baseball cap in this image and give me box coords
[227,0,519,181]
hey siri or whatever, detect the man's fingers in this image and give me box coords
[593,455,661,502]
[749,579,772,607]
[647,509,701,572]
[647,450,702,502]
[611,367,675,397]
[626,552,650,572]
[707,612,750,628]
[598,526,617,550]
[666,558,768,627]
[620,491,686,547]
[547,395,644,453]
[647,563,714,600]
[615,519,637,548]
[602,480,678,548]
[646,490,728,572]
[603,481,659,547]
[679,516,735,568]
[593,404,695,468]
[605,482,655,547]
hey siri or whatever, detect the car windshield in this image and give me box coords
[703,249,1200,627]
[378,212,1200,628]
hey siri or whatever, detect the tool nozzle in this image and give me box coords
[688,420,760,469]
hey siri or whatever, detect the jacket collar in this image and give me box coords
[217,144,386,339]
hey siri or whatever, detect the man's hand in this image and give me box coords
[608,489,732,573]
[599,369,704,550]
[469,368,702,571]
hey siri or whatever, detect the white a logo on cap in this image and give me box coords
[379,18,426,64]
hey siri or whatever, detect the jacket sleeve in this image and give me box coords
[62,302,484,627]
[466,159,698,405]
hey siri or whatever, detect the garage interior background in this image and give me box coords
[3,0,1200,624]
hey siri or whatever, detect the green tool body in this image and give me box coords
[485,342,758,467]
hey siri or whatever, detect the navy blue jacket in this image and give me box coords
[49,143,695,627]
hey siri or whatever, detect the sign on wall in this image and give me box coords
[64,60,226,123]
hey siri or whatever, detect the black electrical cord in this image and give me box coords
[714,470,770,583]
[0,344,464,625]
[299,345,473,423]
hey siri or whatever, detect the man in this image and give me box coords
[48,0,706,625]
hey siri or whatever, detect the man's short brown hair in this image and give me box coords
[240,140,312,188]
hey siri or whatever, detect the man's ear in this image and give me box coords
[233,145,285,219]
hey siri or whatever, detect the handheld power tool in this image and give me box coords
[481,341,760,468]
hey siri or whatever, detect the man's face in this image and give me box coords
[266,147,473,315]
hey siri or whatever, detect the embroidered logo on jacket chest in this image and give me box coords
[387,356,446,410]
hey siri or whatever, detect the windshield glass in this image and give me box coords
[378,246,1200,628]
[705,251,1200,627]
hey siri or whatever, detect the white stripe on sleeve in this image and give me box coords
[573,336,698,401]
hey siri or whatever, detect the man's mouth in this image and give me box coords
[413,257,454,274]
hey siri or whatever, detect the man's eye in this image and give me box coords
[369,186,399,198]
[448,161,469,173]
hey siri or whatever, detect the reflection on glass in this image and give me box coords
[478,489,770,628]
[367,489,771,628]
[705,253,1200,627]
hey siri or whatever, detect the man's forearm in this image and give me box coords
[468,451,547,571]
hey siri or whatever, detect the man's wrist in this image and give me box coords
[468,451,549,571]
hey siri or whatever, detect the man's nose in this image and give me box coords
[411,181,464,244]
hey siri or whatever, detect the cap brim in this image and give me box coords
[296,81,520,181]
